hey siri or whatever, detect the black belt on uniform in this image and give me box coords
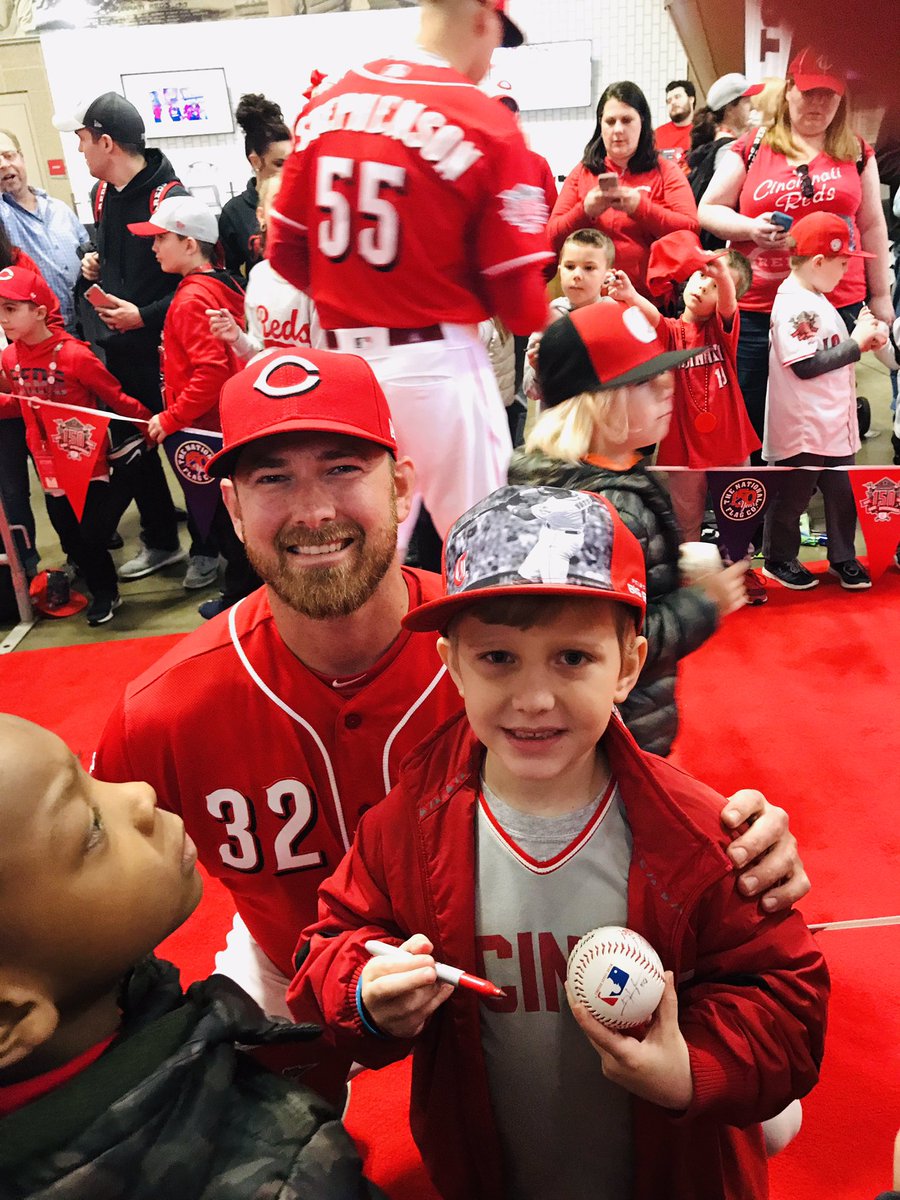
[325,325,444,349]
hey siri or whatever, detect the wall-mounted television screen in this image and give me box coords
[121,68,234,138]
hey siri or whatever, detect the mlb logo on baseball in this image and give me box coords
[598,964,630,1006]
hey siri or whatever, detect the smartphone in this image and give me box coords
[596,172,619,192]
[85,283,116,308]
[770,212,794,232]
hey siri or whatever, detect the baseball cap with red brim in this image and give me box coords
[791,211,874,258]
[403,484,647,633]
[207,347,398,478]
[128,195,218,243]
[788,48,846,96]
[538,299,701,409]
[0,265,56,312]
[29,571,87,618]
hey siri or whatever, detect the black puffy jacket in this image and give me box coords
[508,449,718,755]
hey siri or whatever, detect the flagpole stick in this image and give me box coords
[808,916,900,933]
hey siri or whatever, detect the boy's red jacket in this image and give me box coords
[0,332,151,480]
[157,268,244,437]
[289,712,828,1200]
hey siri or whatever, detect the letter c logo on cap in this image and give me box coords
[622,306,657,345]
[254,354,322,398]
[0,268,14,281]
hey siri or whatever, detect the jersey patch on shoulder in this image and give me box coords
[497,183,549,235]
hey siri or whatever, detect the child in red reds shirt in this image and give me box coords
[128,195,257,614]
[606,252,766,601]
[0,267,151,625]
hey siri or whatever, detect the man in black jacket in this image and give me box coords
[55,93,185,579]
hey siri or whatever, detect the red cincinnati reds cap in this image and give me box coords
[0,265,56,311]
[790,211,874,259]
[207,347,398,478]
[403,484,647,633]
[538,299,700,409]
[788,48,846,96]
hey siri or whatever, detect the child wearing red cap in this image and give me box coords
[509,299,749,756]
[762,210,889,591]
[0,266,152,625]
[288,483,828,1200]
[604,250,760,537]
[127,195,256,615]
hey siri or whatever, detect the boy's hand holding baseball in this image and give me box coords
[360,934,454,1038]
[566,972,693,1110]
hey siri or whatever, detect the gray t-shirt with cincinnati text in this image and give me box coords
[476,778,634,1199]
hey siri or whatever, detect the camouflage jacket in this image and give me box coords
[0,957,384,1200]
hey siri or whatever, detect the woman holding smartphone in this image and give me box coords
[547,81,699,298]
[698,49,892,453]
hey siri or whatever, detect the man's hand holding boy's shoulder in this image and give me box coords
[720,790,809,913]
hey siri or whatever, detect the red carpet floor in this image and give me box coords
[1,569,898,1198]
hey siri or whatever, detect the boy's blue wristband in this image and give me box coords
[356,975,389,1039]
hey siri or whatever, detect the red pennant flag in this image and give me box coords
[849,469,900,583]
[29,401,111,521]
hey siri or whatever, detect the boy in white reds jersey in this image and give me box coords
[268,0,554,550]
[289,485,827,1200]
[92,347,810,1102]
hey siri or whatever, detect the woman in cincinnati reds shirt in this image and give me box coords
[698,48,892,459]
[209,176,322,359]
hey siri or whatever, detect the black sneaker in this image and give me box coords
[762,559,820,590]
[827,559,872,590]
[87,592,122,626]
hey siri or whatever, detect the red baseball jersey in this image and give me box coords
[268,56,553,335]
[92,570,461,978]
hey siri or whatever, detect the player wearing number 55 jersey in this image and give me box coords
[268,0,554,548]
[93,349,461,1016]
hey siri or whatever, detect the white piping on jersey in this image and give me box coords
[482,251,555,278]
[269,207,307,233]
[227,599,352,853]
[380,663,448,794]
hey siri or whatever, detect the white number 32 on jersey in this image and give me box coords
[206,780,327,874]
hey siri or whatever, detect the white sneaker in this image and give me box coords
[118,546,187,581]
[183,555,219,590]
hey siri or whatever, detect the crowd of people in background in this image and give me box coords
[0,35,895,625]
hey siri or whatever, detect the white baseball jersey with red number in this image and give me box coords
[92,571,461,979]
[269,52,553,335]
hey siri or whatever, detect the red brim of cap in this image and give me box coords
[744,82,765,97]
[402,583,645,634]
[29,575,87,618]
[207,418,397,478]
[792,73,845,96]
[127,219,167,237]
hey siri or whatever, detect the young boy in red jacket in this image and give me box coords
[128,195,257,616]
[0,266,151,624]
[289,483,829,1200]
